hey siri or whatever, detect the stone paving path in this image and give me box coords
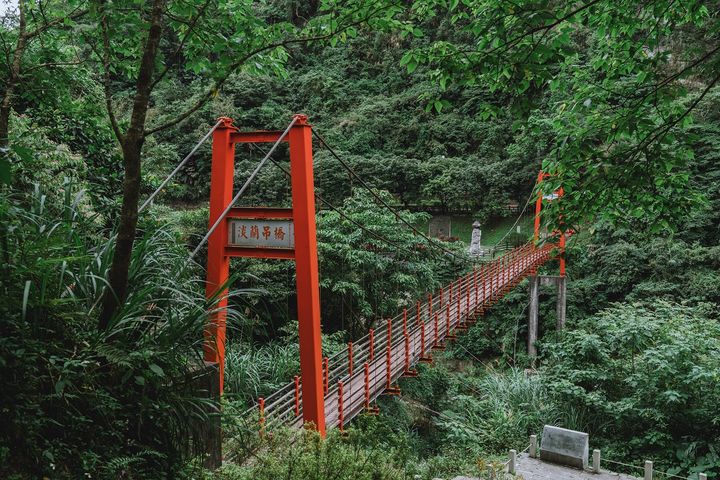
[514,453,640,480]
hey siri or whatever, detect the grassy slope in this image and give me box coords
[416,214,534,244]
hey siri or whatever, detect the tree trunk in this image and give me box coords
[98,0,167,330]
[0,3,27,148]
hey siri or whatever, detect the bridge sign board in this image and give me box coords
[224,208,296,260]
[227,208,294,250]
[228,219,294,248]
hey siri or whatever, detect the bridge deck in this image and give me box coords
[251,242,558,433]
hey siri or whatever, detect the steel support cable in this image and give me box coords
[309,128,470,267]
[493,190,535,250]
[139,119,223,213]
[236,160,431,419]
[247,144,423,260]
[243,144,451,398]
[189,117,298,261]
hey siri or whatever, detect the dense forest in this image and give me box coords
[1,1,719,479]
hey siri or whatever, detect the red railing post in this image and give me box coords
[258,397,265,437]
[338,381,345,433]
[403,308,408,336]
[386,319,401,393]
[404,333,410,372]
[445,303,456,339]
[485,262,490,303]
[446,304,450,334]
[386,319,392,388]
[323,357,329,394]
[473,268,478,311]
[347,342,354,376]
[428,293,433,319]
[466,286,471,322]
[294,375,300,417]
[369,328,375,362]
[419,320,432,362]
[364,362,370,410]
[491,259,496,302]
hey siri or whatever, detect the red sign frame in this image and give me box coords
[204,115,326,435]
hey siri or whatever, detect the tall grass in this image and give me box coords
[439,368,559,452]
[0,182,243,478]
[224,341,300,403]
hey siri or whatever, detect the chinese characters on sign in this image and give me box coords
[228,219,294,249]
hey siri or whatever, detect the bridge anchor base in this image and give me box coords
[385,385,401,395]
[364,404,380,415]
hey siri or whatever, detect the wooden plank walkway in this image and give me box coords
[514,453,639,480]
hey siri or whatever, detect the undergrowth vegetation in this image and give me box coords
[0,185,220,478]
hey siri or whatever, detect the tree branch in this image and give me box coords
[144,4,400,136]
[97,2,123,143]
[24,6,88,41]
[149,0,212,90]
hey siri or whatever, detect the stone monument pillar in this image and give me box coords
[469,221,482,256]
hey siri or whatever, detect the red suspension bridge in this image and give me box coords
[144,114,566,460]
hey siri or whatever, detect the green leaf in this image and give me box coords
[0,157,9,184]
[12,145,33,162]
[149,363,165,377]
[55,379,67,395]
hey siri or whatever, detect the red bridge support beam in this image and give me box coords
[204,118,235,392]
[288,116,326,436]
[205,115,326,436]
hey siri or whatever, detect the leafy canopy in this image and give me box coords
[404,0,719,232]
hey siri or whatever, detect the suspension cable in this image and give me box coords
[139,119,223,213]
[188,117,297,261]
[247,144,423,259]
[310,128,470,266]
[493,190,535,248]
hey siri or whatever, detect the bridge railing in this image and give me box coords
[244,241,557,433]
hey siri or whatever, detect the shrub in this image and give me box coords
[437,368,558,453]
[542,302,720,474]
[218,428,406,480]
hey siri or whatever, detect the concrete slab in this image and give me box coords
[540,425,589,469]
[515,453,639,480]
